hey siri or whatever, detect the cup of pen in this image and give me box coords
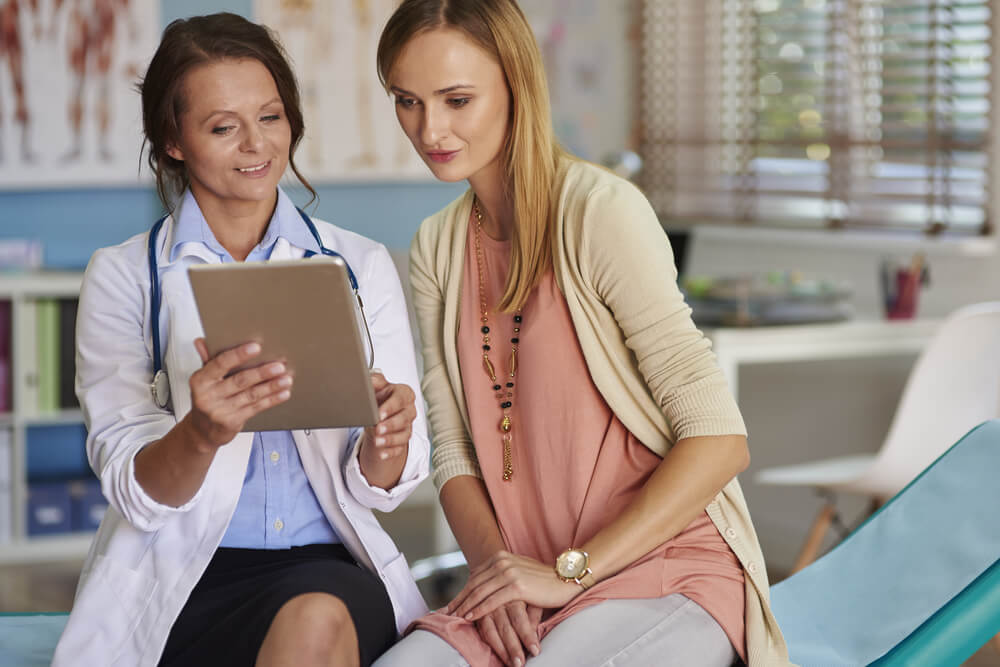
[880,253,930,320]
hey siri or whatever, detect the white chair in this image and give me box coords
[756,301,1000,573]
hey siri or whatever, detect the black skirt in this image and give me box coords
[159,543,396,667]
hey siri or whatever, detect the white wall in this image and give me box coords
[686,230,1000,575]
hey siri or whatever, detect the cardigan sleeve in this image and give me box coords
[409,219,484,491]
[578,180,747,440]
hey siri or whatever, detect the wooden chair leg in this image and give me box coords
[791,503,837,574]
[991,631,1000,655]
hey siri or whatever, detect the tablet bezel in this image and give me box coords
[188,257,379,431]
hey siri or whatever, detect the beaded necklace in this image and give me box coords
[473,198,520,481]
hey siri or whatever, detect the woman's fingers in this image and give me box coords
[476,615,509,665]
[200,341,262,380]
[507,602,540,658]
[493,608,526,667]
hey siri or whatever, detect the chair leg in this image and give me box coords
[991,631,1000,655]
[791,503,837,574]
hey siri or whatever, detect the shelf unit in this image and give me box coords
[0,271,92,564]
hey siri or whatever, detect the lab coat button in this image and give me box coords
[304,429,311,436]
[274,518,284,531]
[270,451,280,463]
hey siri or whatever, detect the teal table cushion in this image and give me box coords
[770,419,1000,666]
[0,613,68,667]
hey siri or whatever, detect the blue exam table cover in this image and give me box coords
[769,419,1000,666]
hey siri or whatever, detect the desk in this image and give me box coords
[706,319,942,401]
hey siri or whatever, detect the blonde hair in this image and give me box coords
[377,0,568,311]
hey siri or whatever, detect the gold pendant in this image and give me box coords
[483,354,496,382]
[502,433,513,481]
[500,415,511,432]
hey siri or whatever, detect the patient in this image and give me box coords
[372,1,790,665]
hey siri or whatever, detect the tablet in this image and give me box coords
[188,257,379,431]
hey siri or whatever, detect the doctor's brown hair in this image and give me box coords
[139,12,315,210]
[377,0,565,312]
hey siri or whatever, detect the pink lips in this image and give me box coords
[426,150,460,163]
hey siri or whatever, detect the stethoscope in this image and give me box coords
[146,207,374,409]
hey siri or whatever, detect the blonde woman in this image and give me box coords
[373,1,790,665]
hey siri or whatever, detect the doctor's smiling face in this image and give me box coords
[166,58,291,216]
[388,28,510,185]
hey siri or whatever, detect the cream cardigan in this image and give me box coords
[409,159,792,666]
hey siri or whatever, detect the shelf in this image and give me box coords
[17,411,84,427]
[0,272,84,299]
[0,533,93,565]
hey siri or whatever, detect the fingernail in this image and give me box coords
[375,437,386,446]
[380,452,389,460]
[246,343,261,354]
[278,390,291,400]
[464,613,473,620]
[270,362,285,374]
[378,425,387,435]
[531,644,540,656]
[277,376,292,387]
[380,411,388,420]
[514,659,523,667]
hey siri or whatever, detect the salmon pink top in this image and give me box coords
[411,218,746,665]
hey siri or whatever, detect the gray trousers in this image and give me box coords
[373,594,738,667]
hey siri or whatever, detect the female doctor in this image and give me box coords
[52,13,429,667]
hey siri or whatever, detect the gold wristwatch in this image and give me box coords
[555,548,595,590]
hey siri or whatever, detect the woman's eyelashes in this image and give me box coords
[393,95,471,109]
[209,113,281,135]
[394,95,418,109]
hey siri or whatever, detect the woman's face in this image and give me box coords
[167,58,291,212]
[389,28,510,184]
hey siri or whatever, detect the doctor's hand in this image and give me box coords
[358,372,416,489]
[185,339,293,451]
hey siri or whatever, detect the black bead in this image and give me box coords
[493,384,501,390]
[513,315,522,322]
[511,337,519,343]
[483,345,491,351]
[501,401,512,408]
[481,326,490,334]
[506,382,514,387]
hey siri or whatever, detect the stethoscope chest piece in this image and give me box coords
[152,369,170,409]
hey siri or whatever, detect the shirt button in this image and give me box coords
[725,527,737,538]
[304,429,311,436]
[274,518,284,532]
[747,562,758,574]
[270,451,280,463]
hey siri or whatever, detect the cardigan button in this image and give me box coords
[725,527,737,538]
[747,562,759,574]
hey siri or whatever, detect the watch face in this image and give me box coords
[557,549,587,578]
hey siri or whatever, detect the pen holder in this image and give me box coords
[880,256,930,320]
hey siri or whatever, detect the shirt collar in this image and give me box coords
[169,187,321,262]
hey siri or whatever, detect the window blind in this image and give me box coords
[638,0,993,236]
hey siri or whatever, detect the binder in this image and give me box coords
[59,299,79,409]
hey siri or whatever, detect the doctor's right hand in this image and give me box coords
[186,339,293,450]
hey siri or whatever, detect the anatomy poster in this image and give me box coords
[0,0,158,189]
[254,0,635,182]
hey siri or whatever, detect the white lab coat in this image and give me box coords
[52,213,430,666]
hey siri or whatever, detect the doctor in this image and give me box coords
[53,13,429,667]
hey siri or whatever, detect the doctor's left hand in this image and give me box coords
[359,372,416,489]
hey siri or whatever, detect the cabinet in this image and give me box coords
[0,272,96,564]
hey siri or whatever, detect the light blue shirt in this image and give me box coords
[171,188,340,548]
